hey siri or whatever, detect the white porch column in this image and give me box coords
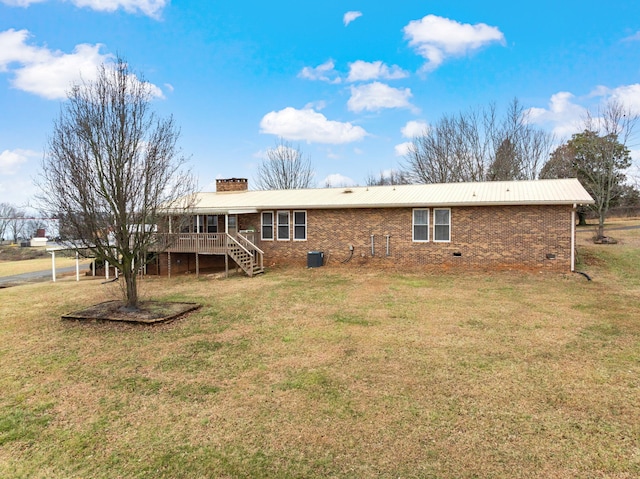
[51,251,56,282]
[105,261,110,280]
[75,251,80,281]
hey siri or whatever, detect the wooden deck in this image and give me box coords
[151,233,264,277]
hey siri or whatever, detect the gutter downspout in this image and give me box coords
[571,204,576,272]
[570,205,591,281]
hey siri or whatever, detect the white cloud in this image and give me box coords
[622,31,640,42]
[343,11,362,26]
[0,29,111,99]
[0,148,38,175]
[15,44,111,99]
[347,82,413,113]
[298,59,341,84]
[74,0,167,18]
[0,0,45,6]
[303,100,327,111]
[323,173,356,188]
[0,29,163,100]
[401,120,428,138]
[260,107,368,144]
[326,149,340,160]
[0,0,167,18]
[0,29,47,70]
[394,142,412,157]
[0,149,40,205]
[591,84,640,116]
[526,92,587,138]
[0,176,39,206]
[346,60,409,82]
[403,15,505,71]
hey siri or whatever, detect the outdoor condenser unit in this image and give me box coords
[307,251,324,268]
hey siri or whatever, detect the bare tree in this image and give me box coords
[404,112,486,184]
[405,99,553,183]
[490,98,554,180]
[0,203,14,241]
[38,57,195,309]
[7,205,26,243]
[255,139,315,189]
[365,169,411,186]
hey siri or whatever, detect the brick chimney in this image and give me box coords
[216,178,248,192]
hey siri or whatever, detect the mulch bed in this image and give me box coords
[62,300,201,324]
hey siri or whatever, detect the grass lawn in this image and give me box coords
[0,221,638,478]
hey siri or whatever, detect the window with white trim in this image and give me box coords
[413,208,429,242]
[434,208,451,242]
[261,211,274,240]
[277,211,290,240]
[293,211,307,241]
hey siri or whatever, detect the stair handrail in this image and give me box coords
[236,232,264,255]
[226,234,254,258]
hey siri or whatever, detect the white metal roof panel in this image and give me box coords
[181,178,593,214]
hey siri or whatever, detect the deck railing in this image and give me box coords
[150,232,264,276]
[151,233,228,254]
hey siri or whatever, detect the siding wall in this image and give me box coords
[249,205,573,271]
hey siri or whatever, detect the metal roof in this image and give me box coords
[182,178,594,214]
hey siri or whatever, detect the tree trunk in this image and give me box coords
[123,264,138,310]
[578,213,587,226]
[577,208,587,226]
[597,214,605,240]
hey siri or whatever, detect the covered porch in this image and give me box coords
[151,228,264,278]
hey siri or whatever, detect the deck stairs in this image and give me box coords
[227,234,264,277]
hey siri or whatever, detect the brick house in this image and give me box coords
[154,177,593,276]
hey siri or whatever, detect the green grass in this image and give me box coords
[0,222,639,478]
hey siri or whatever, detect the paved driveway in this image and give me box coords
[0,264,91,286]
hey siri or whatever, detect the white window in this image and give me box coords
[413,208,429,242]
[277,211,290,240]
[293,211,307,241]
[434,208,451,242]
[261,212,274,240]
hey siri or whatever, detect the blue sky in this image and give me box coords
[2,1,640,206]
